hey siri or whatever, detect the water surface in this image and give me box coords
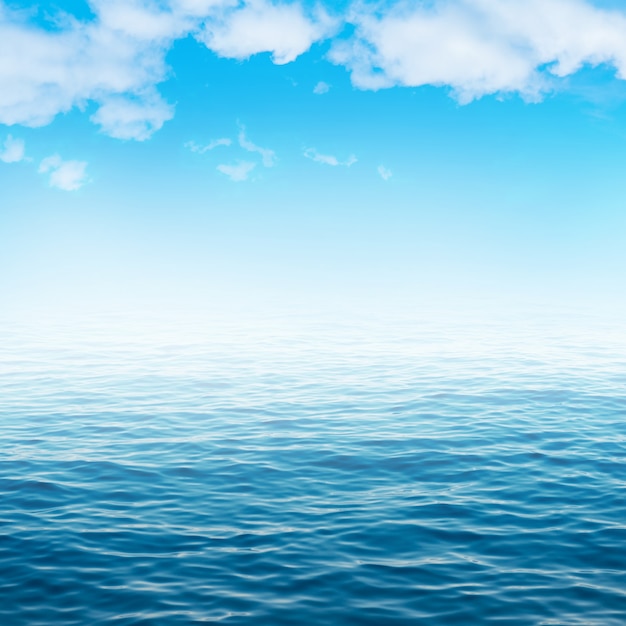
[1,317,625,624]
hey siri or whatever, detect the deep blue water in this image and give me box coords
[2,318,626,625]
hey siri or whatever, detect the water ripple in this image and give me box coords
[1,320,626,624]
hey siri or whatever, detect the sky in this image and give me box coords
[3,0,626,326]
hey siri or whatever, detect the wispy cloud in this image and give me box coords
[377,165,392,181]
[217,160,256,182]
[187,125,275,175]
[185,138,232,153]
[0,135,26,163]
[304,148,356,167]
[313,81,330,94]
[38,155,89,191]
[238,127,276,167]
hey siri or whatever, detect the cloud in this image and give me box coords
[90,92,174,140]
[217,160,256,181]
[197,0,336,64]
[0,134,25,163]
[187,125,275,174]
[185,137,232,152]
[5,0,626,141]
[238,127,276,167]
[304,148,356,167]
[171,0,233,19]
[330,0,626,102]
[0,0,327,139]
[38,154,89,190]
[377,165,392,180]
[313,81,330,94]
[0,1,182,137]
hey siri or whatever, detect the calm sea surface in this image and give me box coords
[1,317,626,625]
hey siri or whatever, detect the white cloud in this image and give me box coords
[377,164,392,180]
[0,2,180,135]
[238,127,276,167]
[93,0,187,41]
[313,80,330,94]
[304,148,356,167]
[39,154,89,191]
[90,92,174,140]
[0,134,25,163]
[5,0,626,140]
[0,1,334,139]
[198,0,336,64]
[171,0,233,18]
[330,0,626,102]
[187,125,275,172]
[217,160,256,181]
[185,137,232,152]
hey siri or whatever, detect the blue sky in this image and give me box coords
[3,0,626,323]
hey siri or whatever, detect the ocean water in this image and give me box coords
[2,316,626,625]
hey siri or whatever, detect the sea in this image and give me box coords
[1,313,625,625]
